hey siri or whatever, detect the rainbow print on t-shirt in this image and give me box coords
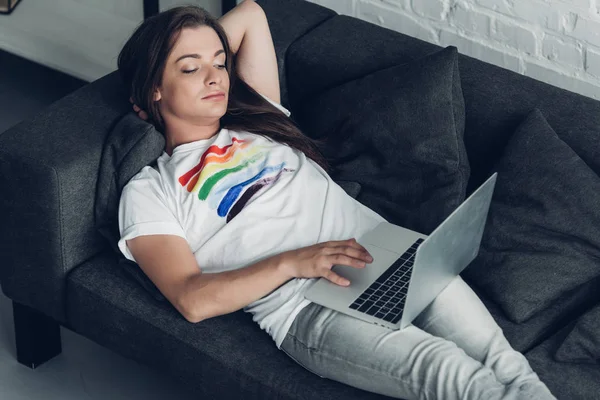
[178,136,295,222]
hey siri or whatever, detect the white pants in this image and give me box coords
[280,276,556,400]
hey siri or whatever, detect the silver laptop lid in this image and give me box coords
[400,172,498,328]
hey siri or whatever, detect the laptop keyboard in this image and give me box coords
[349,238,424,324]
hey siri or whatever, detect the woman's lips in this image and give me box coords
[203,94,225,100]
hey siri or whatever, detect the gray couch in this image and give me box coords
[1,0,600,399]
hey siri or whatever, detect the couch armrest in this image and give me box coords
[0,71,129,323]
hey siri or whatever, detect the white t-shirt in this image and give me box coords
[117,94,387,349]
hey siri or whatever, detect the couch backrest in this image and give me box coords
[280,13,600,195]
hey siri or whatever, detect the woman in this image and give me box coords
[117,2,556,399]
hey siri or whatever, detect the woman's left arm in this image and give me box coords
[218,0,281,103]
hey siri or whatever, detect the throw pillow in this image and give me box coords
[95,113,166,301]
[293,45,469,235]
[554,303,600,364]
[462,109,600,323]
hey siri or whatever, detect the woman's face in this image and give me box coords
[154,25,230,125]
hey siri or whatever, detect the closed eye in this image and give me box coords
[183,65,226,74]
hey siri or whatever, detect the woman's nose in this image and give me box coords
[207,70,222,84]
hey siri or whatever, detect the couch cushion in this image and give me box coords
[293,45,469,235]
[65,251,396,400]
[474,275,600,353]
[463,109,600,323]
[555,303,600,364]
[285,15,440,105]
[525,324,600,400]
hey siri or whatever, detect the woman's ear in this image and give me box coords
[153,88,162,102]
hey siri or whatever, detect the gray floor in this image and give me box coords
[0,50,197,400]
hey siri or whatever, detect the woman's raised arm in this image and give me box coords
[218,0,282,103]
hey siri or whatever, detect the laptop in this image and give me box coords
[304,172,498,330]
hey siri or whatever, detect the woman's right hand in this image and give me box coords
[279,238,374,287]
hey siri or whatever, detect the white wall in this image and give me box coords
[0,0,221,82]
[309,0,600,100]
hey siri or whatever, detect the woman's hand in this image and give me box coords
[129,97,149,121]
[279,238,374,287]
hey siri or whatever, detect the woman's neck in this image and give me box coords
[163,118,222,155]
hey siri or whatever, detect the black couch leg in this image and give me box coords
[12,301,62,369]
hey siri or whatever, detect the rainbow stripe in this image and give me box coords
[178,136,295,222]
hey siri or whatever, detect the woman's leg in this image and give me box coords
[280,298,550,400]
[413,275,555,397]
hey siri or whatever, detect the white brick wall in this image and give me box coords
[588,47,600,77]
[310,0,600,100]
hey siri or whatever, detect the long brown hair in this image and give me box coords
[117,5,332,175]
